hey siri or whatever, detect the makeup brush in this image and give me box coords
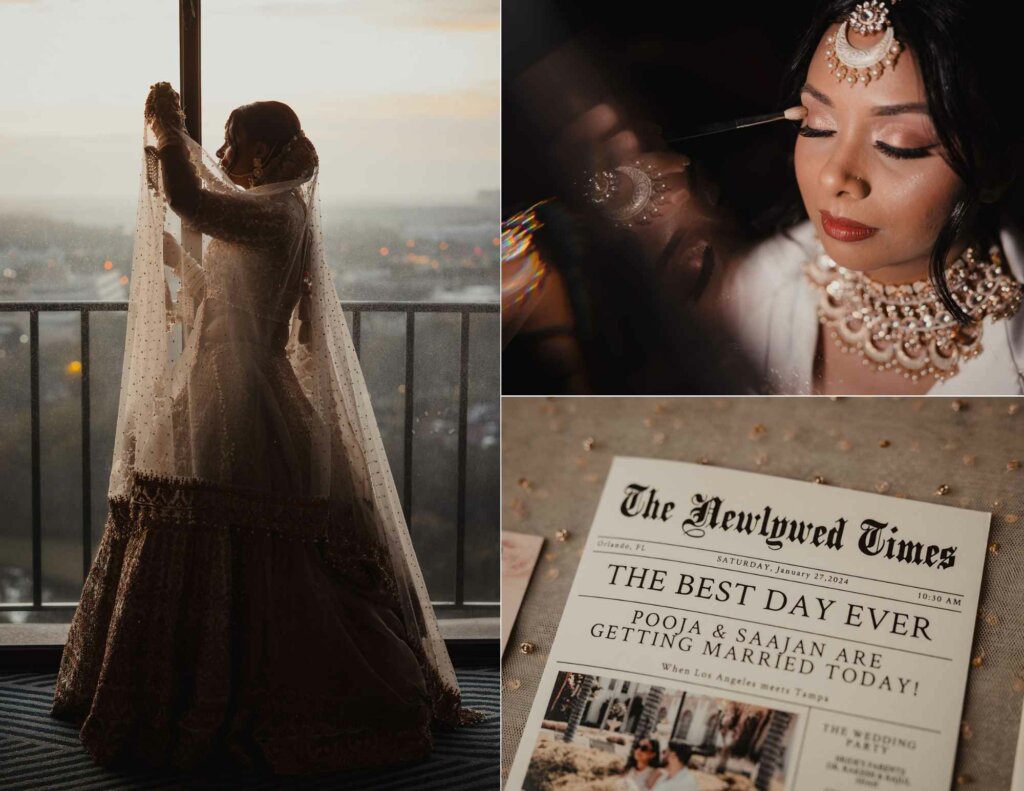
[666,106,807,144]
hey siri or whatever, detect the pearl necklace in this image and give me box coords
[804,243,1023,382]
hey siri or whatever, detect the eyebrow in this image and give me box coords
[801,83,929,116]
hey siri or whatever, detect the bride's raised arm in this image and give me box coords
[144,83,302,247]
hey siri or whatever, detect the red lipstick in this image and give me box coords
[820,210,878,242]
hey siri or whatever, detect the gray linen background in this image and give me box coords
[501,396,1024,790]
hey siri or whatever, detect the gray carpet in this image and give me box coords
[0,667,498,790]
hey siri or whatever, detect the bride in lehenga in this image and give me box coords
[49,82,482,775]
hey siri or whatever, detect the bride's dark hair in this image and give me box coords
[775,0,1015,324]
[229,101,301,158]
[227,100,318,183]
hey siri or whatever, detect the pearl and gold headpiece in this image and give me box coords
[824,0,903,86]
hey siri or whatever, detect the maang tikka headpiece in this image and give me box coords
[824,0,903,86]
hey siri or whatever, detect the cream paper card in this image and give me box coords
[502,530,545,655]
[506,456,991,791]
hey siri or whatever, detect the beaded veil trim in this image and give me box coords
[804,244,1023,382]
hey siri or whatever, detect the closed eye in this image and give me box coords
[798,127,937,159]
[873,141,936,160]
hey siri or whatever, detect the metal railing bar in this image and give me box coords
[0,300,499,314]
[1,300,497,613]
[80,311,92,582]
[29,311,41,608]
[0,600,499,612]
[455,311,470,607]
[403,311,415,528]
[350,310,361,360]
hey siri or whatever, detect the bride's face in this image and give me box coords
[215,115,266,187]
[793,23,963,281]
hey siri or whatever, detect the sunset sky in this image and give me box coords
[0,0,499,204]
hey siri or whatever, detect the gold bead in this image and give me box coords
[935,484,950,496]
[555,529,570,542]
[520,641,536,655]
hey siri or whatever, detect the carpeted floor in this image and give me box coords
[0,667,498,790]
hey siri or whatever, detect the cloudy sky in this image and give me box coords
[0,0,499,205]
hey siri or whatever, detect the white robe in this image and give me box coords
[719,219,1024,394]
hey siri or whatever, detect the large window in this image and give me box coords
[0,0,499,622]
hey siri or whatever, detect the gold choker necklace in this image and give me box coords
[804,244,1023,381]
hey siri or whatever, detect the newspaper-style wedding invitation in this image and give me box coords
[506,456,991,791]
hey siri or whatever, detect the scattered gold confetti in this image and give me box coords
[749,424,766,440]
[583,473,600,483]
[654,403,668,414]
[837,439,852,451]
[582,437,596,452]
[989,542,1001,554]
[1007,459,1020,471]
[812,475,825,485]
[518,477,533,491]
[875,481,891,494]
[643,417,655,428]
[505,678,522,691]
[962,454,976,465]
[555,529,570,542]
[1005,515,1019,524]
[961,721,973,740]
[878,439,891,448]
[935,484,950,496]
[544,552,555,562]
[1009,403,1021,415]
[697,456,710,465]
[520,641,535,655]
[955,774,972,786]
[545,567,560,579]
[651,432,666,445]
[952,399,966,412]
[970,651,985,668]
[985,612,999,626]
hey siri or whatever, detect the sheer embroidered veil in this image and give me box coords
[108,108,472,724]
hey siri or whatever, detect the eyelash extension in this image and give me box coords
[797,126,834,138]
[874,141,935,160]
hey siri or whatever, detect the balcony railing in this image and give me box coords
[0,300,499,618]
